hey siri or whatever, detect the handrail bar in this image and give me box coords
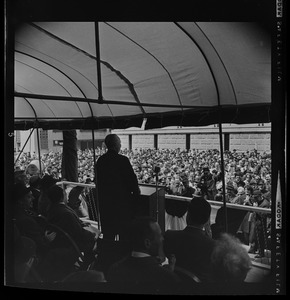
[56,180,95,188]
[166,194,271,214]
[57,181,271,214]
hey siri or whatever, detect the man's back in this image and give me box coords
[95,148,139,239]
[164,226,215,282]
[96,150,138,201]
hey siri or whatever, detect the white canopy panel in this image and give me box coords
[14,22,271,130]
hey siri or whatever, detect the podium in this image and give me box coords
[136,185,165,232]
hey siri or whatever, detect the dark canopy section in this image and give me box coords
[14,22,271,130]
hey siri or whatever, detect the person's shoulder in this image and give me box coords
[118,153,130,160]
[164,229,183,239]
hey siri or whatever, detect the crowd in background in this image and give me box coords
[15,147,272,203]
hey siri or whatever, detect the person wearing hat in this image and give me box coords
[234,171,245,188]
[164,197,215,282]
[237,185,255,246]
[200,166,217,200]
[29,175,41,213]
[37,174,58,217]
[225,182,237,203]
[13,182,55,261]
[248,189,271,258]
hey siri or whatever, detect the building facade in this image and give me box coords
[14,123,271,157]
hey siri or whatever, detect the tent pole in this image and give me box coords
[14,128,35,166]
[217,113,228,233]
[93,21,103,230]
[92,128,101,229]
[36,127,42,175]
[94,22,103,102]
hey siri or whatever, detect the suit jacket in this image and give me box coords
[95,150,140,233]
[107,255,180,289]
[47,203,95,253]
[164,226,216,282]
[14,206,48,257]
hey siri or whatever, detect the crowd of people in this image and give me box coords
[12,141,272,293]
[15,147,272,202]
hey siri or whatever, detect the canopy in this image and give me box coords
[14,22,271,130]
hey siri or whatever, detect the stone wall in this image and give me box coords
[158,134,186,150]
[190,133,220,150]
[230,133,271,152]
[132,134,154,149]
[115,126,271,153]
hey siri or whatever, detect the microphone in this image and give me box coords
[154,166,161,174]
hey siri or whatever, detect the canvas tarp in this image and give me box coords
[14,22,271,130]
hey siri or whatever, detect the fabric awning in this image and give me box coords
[14,22,271,130]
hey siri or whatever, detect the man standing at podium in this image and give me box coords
[95,134,140,241]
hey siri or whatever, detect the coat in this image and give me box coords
[47,203,95,254]
[95,150,140,236]
[164,226,216,282]
[107,255,180,290]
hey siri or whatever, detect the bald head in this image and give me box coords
[105,134,121,153]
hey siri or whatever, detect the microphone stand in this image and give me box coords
[154,166,161,223]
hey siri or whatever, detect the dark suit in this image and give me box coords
[47,203,95,254]
[107,255,180,292]
[14,206,48,257]
[164,226,216,282]
[95,149,140,240]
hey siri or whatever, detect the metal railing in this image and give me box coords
[57,180,271,215]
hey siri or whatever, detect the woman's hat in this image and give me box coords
[39,174,58,189]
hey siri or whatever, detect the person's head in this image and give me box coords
[210,233,252,283]
[14,170,29,185]
[186,197,211,227]
[245,185,253,196]
[203,167,210,175]
[237,186,245,196]
[128,217,163,257]
[46,184,66,205]
[226,183,236,195]
[265,174,271,183]
[14,182,34,209]
[252,189,262,203]
[39,174,58,190]
[104,134,121,153]
[257,179,265,190]
[68,186,84,209]
[29,175,41,189]
[235,172,242,181]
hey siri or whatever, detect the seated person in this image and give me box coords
[38,174,59,217]
[14,169,29,185]
[13,182,78,281]
[106,216,179,293]
[210,232,252,283]
[164,196,215,282]
[67,186,90,219]
[13,182,55,260]
[46,184,98,263]
[13,222,38,283]
[29,175,41,213]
